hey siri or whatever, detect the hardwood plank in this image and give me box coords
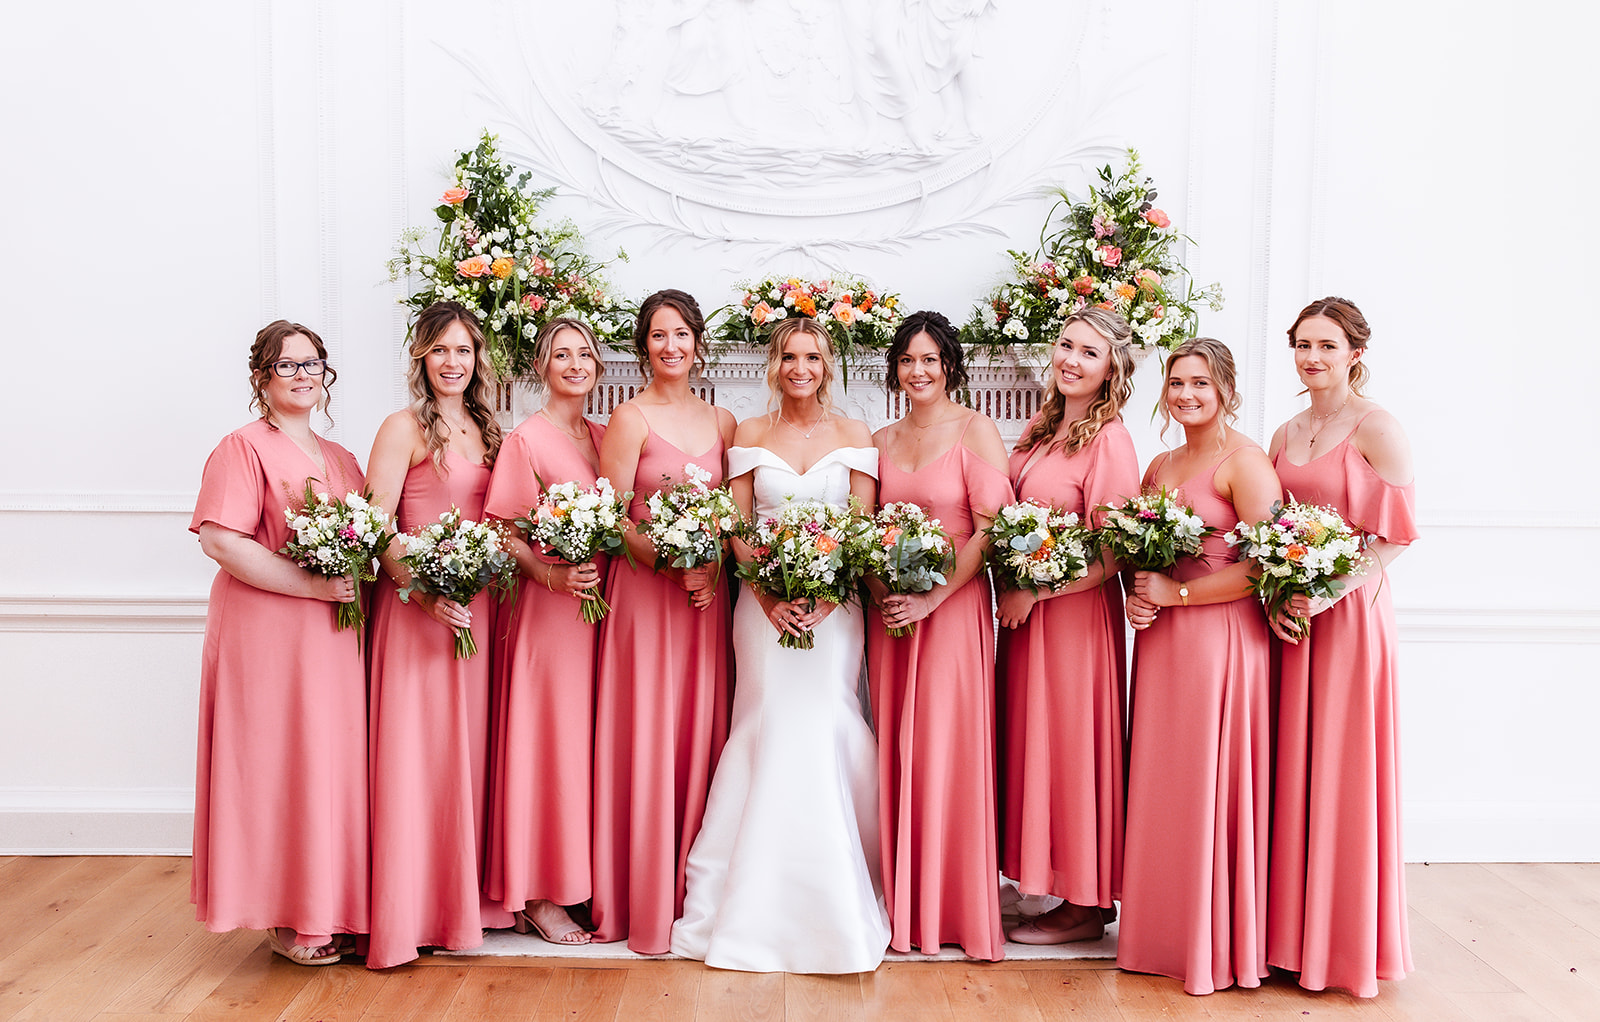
[528,966,625,1022]
[615,961,702,1022]
[860,961,955,1022]
[183,944,318,1022]
[692,969,783,1022]
[89,1014,185,1022]
[272,961,387,1022]
[102,926,262,1015]
[0,857,185,1022]
[784,971,864,1022]
[0,857,137,964]
[442,965,555,1020]
[361,964,472,1021]
[1486,863,1600,939]
[941,966,1045,1022]
[1094,969,1210,1020]
[1023,969,1125,1019]
[1405,904,1517,992]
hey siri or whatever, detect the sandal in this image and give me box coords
[1008,905,1106,945]
[267,927,345,966]
[512,901,592,945]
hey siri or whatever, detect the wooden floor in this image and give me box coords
[2,858,1598,1021]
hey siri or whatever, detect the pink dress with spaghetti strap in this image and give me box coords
[589,426,732,953]
[866,415,1015,961]
[1267,415,1418,997]
[1116,448,1272,994]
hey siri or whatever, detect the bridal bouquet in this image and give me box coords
[279,483,395,640]
[962,149,1222,353]
[711,274,902,369]
[1095,487,1213,571]
[984,500,1092,593]
[1225,499,1369,634]
[514,478,633,624]
[395,508,518,658]
[867,502,954,638]
[737,498,870,650]
[639,463,741,595]
[388,131,632,376]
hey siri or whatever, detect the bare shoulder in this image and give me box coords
[961,410,1009,470]
[376,408,423,443]
[733,412,776,447]
[1352,405,1413,484]
[602,402,650,449]
[1267,420,1290,458]
[714,403,738,437]
[835,415,875,447]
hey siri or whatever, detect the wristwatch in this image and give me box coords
[1178,584,1189,607]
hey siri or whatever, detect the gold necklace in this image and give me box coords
[538,408,589,442]
[1307,397,1350,450]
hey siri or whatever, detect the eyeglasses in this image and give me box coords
[270,358,329,378]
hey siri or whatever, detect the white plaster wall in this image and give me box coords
[1,0,1595,859]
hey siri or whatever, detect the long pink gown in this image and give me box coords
[1267,420,1418,997]
[188,418,369,940]
[997,418,1140,910]
[1117,449,1272,995]
[482,415,606,915]
[365,448,514,969]
[866,418,1015,961]
[590,427,732,953]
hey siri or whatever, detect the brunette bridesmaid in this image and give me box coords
[1265,297,1416,997]
[997,307,1140,945]
[364,302,514,969]
[590,289,735,953]
[190,320,367,965]
[482,318,607,945]
[1116,337,1281,994]
[867,310,1014,961]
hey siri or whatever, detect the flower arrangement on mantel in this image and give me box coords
[388,131,633,378]
[711,274,904,374]
[961,149,1222,356]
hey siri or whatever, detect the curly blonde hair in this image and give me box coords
[406,302,503,472]
[1157,336,1242,443]
[763,317,837,417]
[1016,307,1135,456]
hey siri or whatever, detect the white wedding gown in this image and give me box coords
[670,445,891,973]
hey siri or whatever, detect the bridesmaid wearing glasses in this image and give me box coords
[190,321,367,965]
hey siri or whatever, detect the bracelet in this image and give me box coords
[545,565,556,593]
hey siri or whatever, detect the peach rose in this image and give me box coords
[491,257,514,279]
[531,255,551,277]
[752,301,773,325]
[1144,208,1171,228]
[1136,268,1162,291]
[815,534,839,554]
[1096,245,1122,268]
[442,187,469,205]
[456,255,490,278]
[1073,276,1095,296]
[831,301,856,326]
[880,525,902,548]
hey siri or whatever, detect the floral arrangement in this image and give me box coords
[866,502,955,637]
[1225,499,1369,634]
[638,463,742,589]
[279,483,395,639]
[1095,487,1213,571]
[984,500,1092,593]
[515,478,633,624]
[962,149,1222,353]
[395,508,518,658]
[388,131,632,377]
[711,274,902,368]
[737,498,871,650]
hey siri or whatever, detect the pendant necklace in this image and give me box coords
[778,408,826,439]
[539,408,589,442]
[1307,397,1350,450]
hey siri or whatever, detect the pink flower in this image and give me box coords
[1144,208,1171,228]
[1072,276,1095,296]
[1092,214,1114,239]
[441,187,469,205]
[531,255,551,277]
[1096,245,1122,268]
[1136,268,1162,291]
[522,293,546,312]
[456,255,490,278]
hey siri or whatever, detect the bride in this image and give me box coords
[670,317,891,973]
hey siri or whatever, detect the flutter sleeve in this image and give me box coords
[963,448,1016,523]
[483,428,543,522]
[1347,461,1419,546]
[1081,420,1142,529]
[189,431,266,538]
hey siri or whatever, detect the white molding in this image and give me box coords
[0,788,193,856]
[0,492,194,513]
[0,595,208,633]
[1396,607,1600,645]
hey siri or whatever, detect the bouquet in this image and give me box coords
[711,274,902,374]
[514,477,632,624]
[395,508,518,658]
[737,498,870,650]
[1225,499,1369,634]
[984,500,1092,593]
[962,149,1222,353]
[866,502,954,638]
[1096,487,1213,571]
[388,131,632,377]
[279,483,395,641]
[637,464,742,600]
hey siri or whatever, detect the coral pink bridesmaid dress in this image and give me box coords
[866,416,1014,961]
[589,427,731,954]
[1117,449,1272,995]
[997,418,1140,913]
[365,447,514,969]
[482,414,606,917]
[1267,417,1418,997]
[189,419,369,941]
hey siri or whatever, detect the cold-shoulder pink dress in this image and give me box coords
[590,428,732,953]
[866,418,1015,961]
[482,414,606,916]
[189,418,369,941]
[1267,419,1417,997]
[1117,449,1272,995]
[997,418,1140,911]
[366,449,514,969]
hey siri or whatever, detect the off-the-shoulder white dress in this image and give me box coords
[670,445,890,973]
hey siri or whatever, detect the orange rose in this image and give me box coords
[1286,544,1307,562]
[1095,301,1115,310]
[1144,208,1171,228]
[816,534,839,554]
[794,294,817,317]
[491,257,514,279]
[456,255,490,278]
[442,187,469,205]
[881,525,902,547]
[860,291,876,312]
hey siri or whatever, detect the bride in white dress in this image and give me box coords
[670,318,891,973]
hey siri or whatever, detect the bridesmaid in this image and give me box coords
[867,310,1014,961]
[590,288,736,953]
[364,301,514,969]
[190,320,367,965]
[997,307,1140,944]
[1265,297,1416,997]
[1116,337,1281,995]
[482,317,607,945]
